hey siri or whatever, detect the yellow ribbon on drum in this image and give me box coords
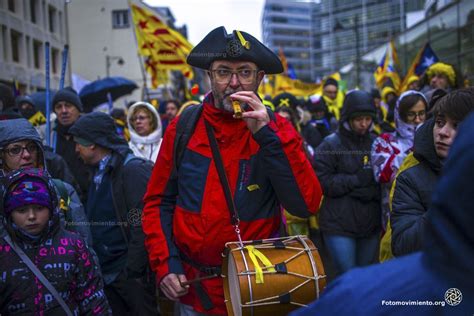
[245,245,276,284]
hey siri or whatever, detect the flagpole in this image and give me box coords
[128,2,151,101]
[45,42,51,147]
[59,44,69,90]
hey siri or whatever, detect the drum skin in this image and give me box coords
[222,236,326,316]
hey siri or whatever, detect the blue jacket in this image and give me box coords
[292,112,474,315]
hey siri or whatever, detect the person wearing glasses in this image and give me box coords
[390,88,474,257]
[0,118,92,245]
[127,101,163,162]
[371,91,428,232]
[142,26,322,315]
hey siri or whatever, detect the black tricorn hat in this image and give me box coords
[187,26,283,74]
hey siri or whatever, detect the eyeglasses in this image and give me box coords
[407,110,426,120]
[209,68,258,84]
[132,115,150,122]
[3,142,38,157]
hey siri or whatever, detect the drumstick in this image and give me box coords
[232,100,243,119]
[179,274,219,287]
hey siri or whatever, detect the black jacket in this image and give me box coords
[314,93,381,237]
[44,146,82,194]
[107,150,153,278]
[391,118,442,256]
[68,112,154,279]
[53,122,92,202]
[301,123,323,149]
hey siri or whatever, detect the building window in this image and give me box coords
[33,40,42,69]
[10,30,21,63]
[8,0,15,12]
[51,48,59,74]
[30,0,37,24]
[26,36,31,67]
[58,11,63,37]
[49,5,57,33]
[112,10,130,29]
[2,26,8,62]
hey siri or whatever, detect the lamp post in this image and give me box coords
[105,55,124,77]
[354,15,360,88]
[334,14,361,88]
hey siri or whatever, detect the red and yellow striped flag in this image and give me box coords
[130,3,194,88]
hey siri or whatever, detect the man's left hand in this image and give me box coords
[231,91,269,134]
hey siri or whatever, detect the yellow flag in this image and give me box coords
[373,40,401,90]
[274,75,322,97]
[130,3,194,87]
[28,111,46,126]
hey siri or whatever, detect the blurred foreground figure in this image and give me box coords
[292,112,474,315]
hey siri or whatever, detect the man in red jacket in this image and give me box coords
[143,26,323,315]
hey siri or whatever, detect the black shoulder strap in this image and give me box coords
[172,104,203,175]
[266,106,277,123]
[204,120,239,226]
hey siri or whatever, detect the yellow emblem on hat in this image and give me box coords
[236,30,250,50]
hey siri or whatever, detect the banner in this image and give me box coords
[374,40,401,90]
[274,75,321,97]
[399,43,439,93]
[130,3,194,88]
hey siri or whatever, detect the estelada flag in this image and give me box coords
[374,40,401,91]
[399,42,439,93]
[130,2,194,87]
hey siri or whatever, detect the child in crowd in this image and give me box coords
[0,168,111,315]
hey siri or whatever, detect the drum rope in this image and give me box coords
[241,278,314,307]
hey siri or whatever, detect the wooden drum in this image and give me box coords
[222,235,326,316]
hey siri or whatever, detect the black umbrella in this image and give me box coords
[79,76,138,112]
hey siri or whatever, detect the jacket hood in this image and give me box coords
[413,118,442,173]
[424,112,474,288]
[69,112,131,157]
[0,119,42,148]
[0,119,46,171]
[394,90,427,139]
[127,102,162,145]
[339,90,376,124]
[1,168,60,243]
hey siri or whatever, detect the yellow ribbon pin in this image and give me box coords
[247,184,260,192]
[236,30,250,50]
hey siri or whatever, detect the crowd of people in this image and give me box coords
[0,25,473,315]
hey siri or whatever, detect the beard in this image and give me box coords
[211,84,259,112]
[211,86,236,112]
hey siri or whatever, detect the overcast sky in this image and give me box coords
[143,0,266,45]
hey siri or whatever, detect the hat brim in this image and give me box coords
[187,26,283,74]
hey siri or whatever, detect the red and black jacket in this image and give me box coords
[143,93,322,314]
